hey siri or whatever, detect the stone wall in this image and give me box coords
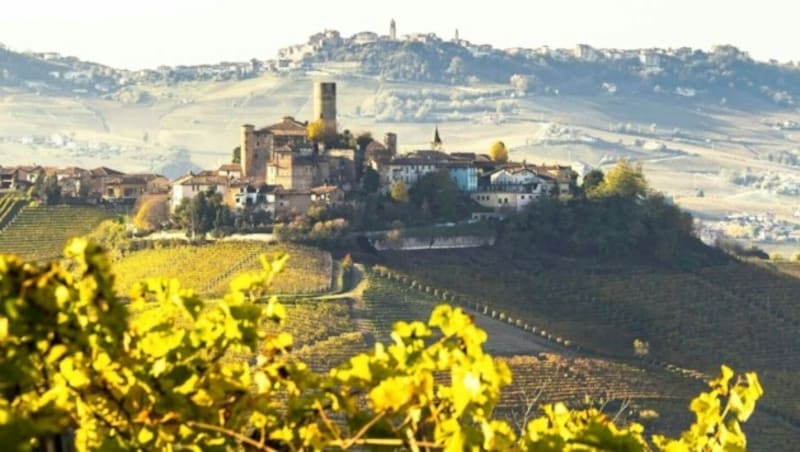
[372,234,495,251]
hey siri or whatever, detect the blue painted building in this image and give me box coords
[448,164,478,192]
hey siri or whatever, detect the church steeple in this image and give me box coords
[431,125,442,150]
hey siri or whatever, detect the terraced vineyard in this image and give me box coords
[292,332,370,373]
[114,242,333,297]
[496,354,701,437]
[0,192,27,230]
[360,270,558,355]
[262,299,353,346]
[0,205,114,261]
[381,248,800,437]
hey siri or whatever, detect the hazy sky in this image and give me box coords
[1,0,797,69]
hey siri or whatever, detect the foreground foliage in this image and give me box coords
[0,240,762,450]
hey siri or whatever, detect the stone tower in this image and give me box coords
[240,124,255,177]
[313,82,337,136]
[384,132,398,157]
[390,19,397,40]
[240,124,268,180]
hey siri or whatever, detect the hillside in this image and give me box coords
[251,259,799,449]
[3,33,800,252]
[4,33,800,104]
[377,243,800,431]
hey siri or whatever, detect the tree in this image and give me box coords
[231,146,241,164]
[489,141,509,162]
[362,167,380,194]
[355,133,374,180]
[133,195,169,232]
[594,158,648,199]
[390,181,409,203]
[510,74,529,95]
[0,240,763,451]
[582,169,605,194]
[34,175,61,205]
[172,189,233,237]
[307,119,325,142]
[355,132,374,151]
[83,218,130,261]
[409,170,470,221]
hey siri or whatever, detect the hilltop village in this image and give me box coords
[0,82,574,230]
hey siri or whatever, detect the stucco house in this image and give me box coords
[170,173,231,211]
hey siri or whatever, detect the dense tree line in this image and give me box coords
[503,160,696,263]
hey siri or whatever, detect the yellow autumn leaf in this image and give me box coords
[369,377,413,412]
[190,389,214,407]
[137,427,154,444]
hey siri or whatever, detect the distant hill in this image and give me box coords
[3,31,800,107]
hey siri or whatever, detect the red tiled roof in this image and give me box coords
[107,175,148,185]
[91,166,125,177]
[178,175,230,186]
[310,185,341,195]
[262,116,308,135]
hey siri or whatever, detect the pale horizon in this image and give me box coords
[1,0,799,69]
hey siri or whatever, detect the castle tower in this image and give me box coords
[390,19,397,40]
[431,125,442,150]
[313,81,337,137]
[240,124,255,177]
[384,132,398,157]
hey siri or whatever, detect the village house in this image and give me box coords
[310,185,345,206]
[170,172,232,210]
[0,168,18,191]
[232,183,281,217]
[447,163,478,192]
[15,166,44,187]
[89,166,126,198]
[0,165,43,192]
[470,186,544,212]
[103,174,169,202]
[377,156,440,191]
[217,163,243,180]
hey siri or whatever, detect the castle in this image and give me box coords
[238,81,338,189]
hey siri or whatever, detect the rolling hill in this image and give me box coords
[2,33,800,253]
